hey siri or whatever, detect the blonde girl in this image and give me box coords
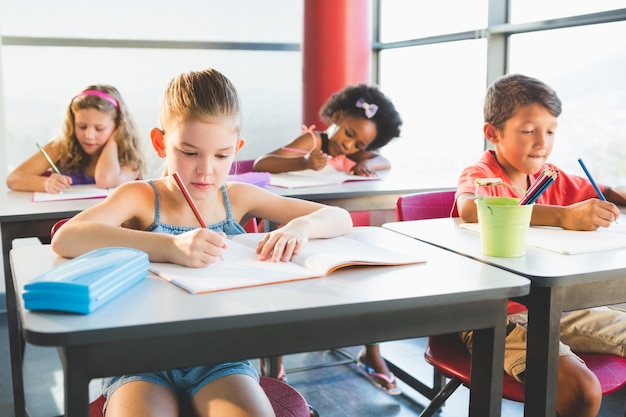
[51,68,352,417]
[6,85,145,193]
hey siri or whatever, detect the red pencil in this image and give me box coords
[172,172,207,228]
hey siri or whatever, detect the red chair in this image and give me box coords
[89,376,316,417]
[395,189,458,221]
[394,190,626,417]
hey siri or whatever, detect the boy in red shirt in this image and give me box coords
[456,73,626,417]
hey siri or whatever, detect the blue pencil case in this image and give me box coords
[23,247,149,314]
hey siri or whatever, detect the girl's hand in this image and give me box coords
[350,161,378,177]
[304,149,328,171]
[256,230,307,262]
[171,229,226,267]
[561,199,620,230]
[44,174,72,193]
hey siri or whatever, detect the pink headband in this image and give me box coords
[77,89,119,109]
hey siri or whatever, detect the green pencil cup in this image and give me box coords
[475,197,533,257]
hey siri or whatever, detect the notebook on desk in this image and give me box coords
[32,184,112,202]
[269,166,380,188]
[460,223,626,255]
[150,233,424,294]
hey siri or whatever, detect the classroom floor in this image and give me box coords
[1,311,625,417]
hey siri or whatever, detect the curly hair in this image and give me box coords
[56,84,145,174]
[319,83,402,151]
[484,74,562,130]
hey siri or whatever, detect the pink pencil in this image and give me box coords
[281,146,310,154]
[172,172,207,228]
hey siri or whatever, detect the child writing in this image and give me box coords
[456,73,626,417]
[6,85,145,193]
[253,83,403,395]
[253,83,402,177]
[51,68,353,417]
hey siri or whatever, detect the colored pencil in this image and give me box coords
[518,167,558,205]
[281,146,311,154]
[36,143,61,175]
[172,172,207,228]
[577,158,606,201]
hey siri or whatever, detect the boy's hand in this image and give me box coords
[304,149,328,170]
[171,229,226,267]
[44,174,72,193]
[562,199,620,230]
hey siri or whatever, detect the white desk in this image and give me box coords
[266,169,453,212]
[383,218,626,417]
[11,227,529,417]
[1,176,453,416]
[0,187,106,414]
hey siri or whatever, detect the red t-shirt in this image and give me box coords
[456,150,602,205]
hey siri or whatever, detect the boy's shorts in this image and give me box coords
[101,360,258,411]
[461,306,626,383]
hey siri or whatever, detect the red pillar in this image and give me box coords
[302,0,371,128]
[303,0,372,226]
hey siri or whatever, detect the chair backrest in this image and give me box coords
[229,159,255,175]
[395,190,458,221]
[50,218,70,239]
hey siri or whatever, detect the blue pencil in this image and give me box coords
[577,158,606,201]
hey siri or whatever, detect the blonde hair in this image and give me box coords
[160,68,241,133]
[56,84,145,174]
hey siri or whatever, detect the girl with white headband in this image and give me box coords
[253,83,402,177]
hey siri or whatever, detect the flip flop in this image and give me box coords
[356,359,402,396]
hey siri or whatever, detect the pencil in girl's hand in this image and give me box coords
[172,172,224,260]
[281,146,310,154]
[36,143,61,175]
[172,172,207,228]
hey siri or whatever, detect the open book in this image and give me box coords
[32,184,111,202]
[460,223,626,255]
[269,166,380,189]
[150,233,424,294]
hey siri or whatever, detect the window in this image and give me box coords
[378,40,487,185]
[508,21,626,184]
[1,0,303,42]
[0,0,302,178]
[377,1,626,187]
[510,0,626,23]
[379,0,488,42]
[2,47,301,177]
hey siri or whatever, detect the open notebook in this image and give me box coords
[32,184,111,202]
[460,223,626,255]
[150,233,424,293]
[269,166,380,188]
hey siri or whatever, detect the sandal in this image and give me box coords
[356,359,402,396]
